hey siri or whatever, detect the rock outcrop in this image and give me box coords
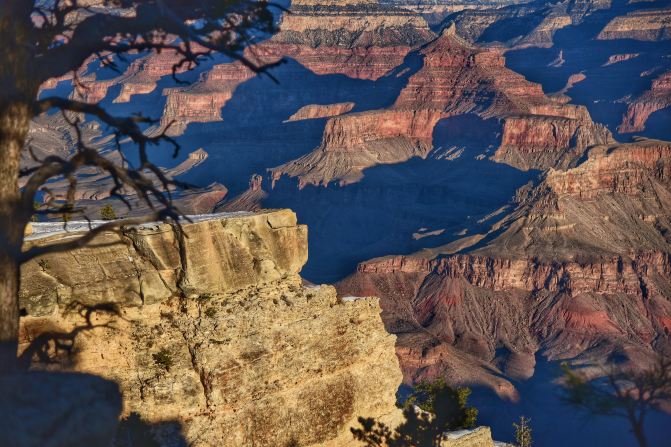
[619,70,671,133]
[597,8,671,41]
[18,210,404,446]
[337,139,671,396]
[285,102,356,122]
[266,0,434,80]
[20,210,307,316]
[161,62,255,135]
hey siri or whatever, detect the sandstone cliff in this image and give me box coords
[20,210,307,316]
[19,210,404,446]
[337,139,671,396]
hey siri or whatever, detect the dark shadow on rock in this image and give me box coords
[0,371,122,447]
[115,412,188,447]
[3,303,189,447]
[266,114,536,283]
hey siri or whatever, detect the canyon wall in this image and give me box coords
[18,210,405,446]
[271,24,612,186]
[597,8,671,41]
[619,70,671,133]
[338,139,671,396]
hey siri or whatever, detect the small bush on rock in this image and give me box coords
[152,349,173,371]
[100,204,117,221]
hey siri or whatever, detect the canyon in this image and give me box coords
[337,138,671,398]
[19,0,671,444]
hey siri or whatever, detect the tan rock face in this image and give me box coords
[18,210,404,446]
[20,279,402,446]
[20,209,307,316]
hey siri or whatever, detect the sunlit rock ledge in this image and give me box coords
[20,209,307,316]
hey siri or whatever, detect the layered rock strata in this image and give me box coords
[18,209,404,446]
[272,25,611,185]
[20,209,307,316]
[337,139,671,396]
[598,8,671,41]
[619,70,671,133]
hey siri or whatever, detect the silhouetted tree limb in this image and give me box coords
[562,355,671,447]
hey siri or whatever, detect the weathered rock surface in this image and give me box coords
[18,210,405,446]
[619,70,671,133]
[603,53,640,66]
[285,102,356,122]
[442,427,504,447]
[161,62,255,135]
[20,209,307,316]
[338,139,671,395]
[494,106,613,171]
[20,279,402,446]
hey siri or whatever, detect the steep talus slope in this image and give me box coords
[271,25,611,186]
[17,210,404,446]
[337,138,671,396]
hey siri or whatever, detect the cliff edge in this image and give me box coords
[18,210,401,446]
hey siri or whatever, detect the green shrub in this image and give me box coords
[205,307,217,318]
[100,204,117,220]
[152,349,173,371]
[513,416,532,447]
[352,378,479,446]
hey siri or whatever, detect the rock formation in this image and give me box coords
[18,210,404,446]
[603,53,640,66]
[619,70,671,133]
[337,138,671,396]
[265,0,435,80]
[285,102,356,122]
[271,25,611,186]
[598,8,671,41]
[161,61,255,135]
[20,210,307,315]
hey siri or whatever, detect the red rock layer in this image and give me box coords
[619,70,671,133]
[545,140,671,198]
[285,102,355,122]
[337,139,671,393]
[160,62,254,135]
